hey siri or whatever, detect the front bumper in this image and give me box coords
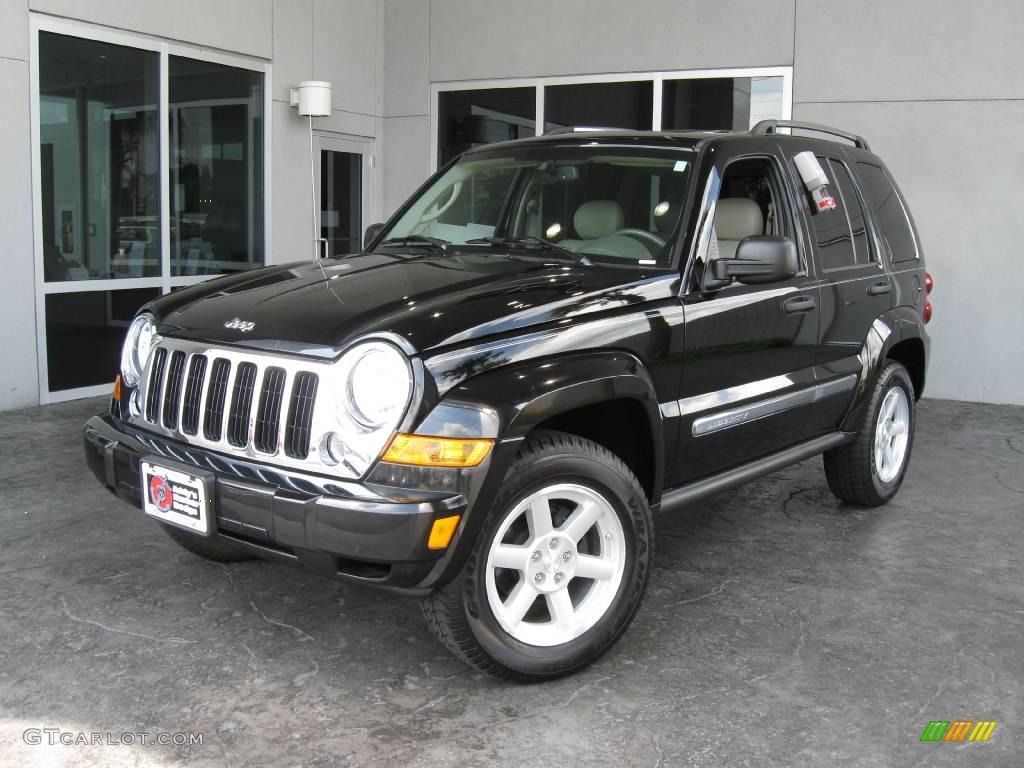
[83,414,466,595]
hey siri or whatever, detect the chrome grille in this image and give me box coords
[228,362,258,447]
[180,355,208,436]
[161,351,187,430]
[253,366,287,453]
[203,358,231,441]
[284,372,319,459]
[145,347,167,422]
[136,339,325,464]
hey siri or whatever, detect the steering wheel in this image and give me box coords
[611,228,666,251]
[419,181,463,223]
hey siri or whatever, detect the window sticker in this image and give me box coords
[794,151,837,213]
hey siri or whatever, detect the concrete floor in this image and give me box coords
[0,397,1020,767]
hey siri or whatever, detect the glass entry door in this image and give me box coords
[315,134,372,258]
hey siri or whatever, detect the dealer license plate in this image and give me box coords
[140,460,212,535]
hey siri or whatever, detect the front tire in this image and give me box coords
[422,431,653,681]
[824,361,916,507]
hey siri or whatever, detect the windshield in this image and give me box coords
[380,145,693,268]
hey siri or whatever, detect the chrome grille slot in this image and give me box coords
[145,347,167,422]
[161,351,187,430]
[253,366,287,453]
[284,372,319,459]
[203,358,231,441]
[181,355,208,436]
[228,362,258,448]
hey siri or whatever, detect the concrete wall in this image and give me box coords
[0,0,37,408]
[376,0,1024,405]
[791,0,1024,405]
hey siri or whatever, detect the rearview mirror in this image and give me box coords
[710,236,798,286]
[363,223,385,250]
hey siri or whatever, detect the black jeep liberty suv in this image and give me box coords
[85,120,932,681]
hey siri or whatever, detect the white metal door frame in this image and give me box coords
[313,133,374,260]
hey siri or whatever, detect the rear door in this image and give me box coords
[671,140,821,484]
[782,148,894,435]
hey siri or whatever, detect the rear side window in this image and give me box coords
[805,157,857,271]
[855,163,919,263]
[829,160,874,264]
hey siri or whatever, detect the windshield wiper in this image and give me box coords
[380,235,450,251]
[465,236,591,266]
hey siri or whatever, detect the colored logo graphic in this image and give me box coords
[920,720,997,742]
[149,474,173,512]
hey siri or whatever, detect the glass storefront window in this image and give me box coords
[169,56,264,276]
[45,289,160,391]
[545,81,653,132]
[36,26,267,398]
[437,87,536,166]
[39,32,160,282]
[662,76,785,131]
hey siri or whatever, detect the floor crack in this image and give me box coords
[60,596,196,645]
[994,472,1024,494]
[781,487,815,519]
[248,599,314,642]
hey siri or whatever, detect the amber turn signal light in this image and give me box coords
[382,434,493,467]
[112,374,123,401]
[427,514,462,550]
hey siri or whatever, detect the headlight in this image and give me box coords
[322,341,413,475]
[120,313,157,387]
[344,343,412,428]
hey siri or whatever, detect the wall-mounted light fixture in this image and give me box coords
[290,81,333,259]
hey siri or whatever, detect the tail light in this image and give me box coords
[923,271,933,323]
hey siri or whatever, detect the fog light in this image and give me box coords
[319,432,347,466]
[382,434,493,467]
[129,388,142,418]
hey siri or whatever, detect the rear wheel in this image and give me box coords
[824,361,915,507]
[158,523,256,563]
[421,431,653,681]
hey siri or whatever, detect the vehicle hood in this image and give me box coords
[151,251,679,358]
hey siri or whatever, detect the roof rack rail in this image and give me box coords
[750,119,871,151]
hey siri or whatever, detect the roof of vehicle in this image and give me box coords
[465,120,871,156]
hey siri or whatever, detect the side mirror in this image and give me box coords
[363,223,385,250]
[710,236,798,286]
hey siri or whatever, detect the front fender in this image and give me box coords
[411,350,665,588]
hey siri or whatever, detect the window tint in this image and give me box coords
[169,56,264,276]
[544,81,653,131]
[855,163,918,263]
[805,157,856,271]
[829,160,873,264]
[437,87,536,166]
[39,32,160,282]
[662,76,784,130]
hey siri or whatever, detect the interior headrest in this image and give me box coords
[715,198,763,241]
[574,200,625,239]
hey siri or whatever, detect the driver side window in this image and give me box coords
[691,155,796,292]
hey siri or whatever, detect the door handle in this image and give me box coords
[867,280,891,296]
[782,295,816,314]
